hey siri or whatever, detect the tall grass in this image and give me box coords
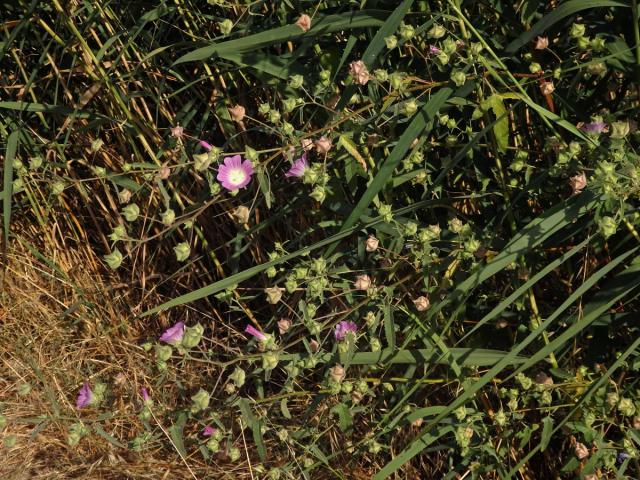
[1,0,640,478]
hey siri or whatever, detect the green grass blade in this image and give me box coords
[2,130,19,246]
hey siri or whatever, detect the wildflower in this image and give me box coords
[579,122,607,134]
[159,321,185,345]
[413,296,430,312]
[330,364,346,383]
[569,172,587,195]
[309,339,319,352]
[277,318,292,334]
[199,140,213,151]
[540,81,555,96]
[76,382,93,409]
[301,138,314,151]
[354,274,372,290]
[232,205,250,225]
[365,235,379,252]
[245,324,266,342]
[575,442,590,459]
[295,14,311,32]
[534,36,549,50]
[285,154,308,179]
[334,320,357,341]
[158,163,171,180]
[217,155,254,191]
[228,105,246,123]
[315,136,332,154]
[349,60,370,85]
[428,45,441,55]
[170,125,184,138]
[202,426,215,437]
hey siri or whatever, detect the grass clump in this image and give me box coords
[2,0,640,478]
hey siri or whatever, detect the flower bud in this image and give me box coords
[598,216,617,239]
[330,364,345,383]
[618,398,636,416]
[427,24,446,39]
[174,242,191,262]
[569,23,585,39]
[610,121,630,139]
[575,442,589,459]
[161,209,175,226]
[262,351,279,370]
[228,105,245,122]
[232,206,250,225]
[403,99,418,116]
[122,203,139,222]
[218,19,233,35]
[104,249,123,270]
[156,344,172,362]
[191,389,210,413]
[374,69,388,82]
[314,136,332,154]
[399,22,415,40]
[529,62,542,74]
[277,318,291,334]
[182,323,204,349]
[265,286,283,304]
[384,35,398,49]
[288,75,304,89]
[354,274,372,290]
[309,186,326,203]
[109,225,126,242]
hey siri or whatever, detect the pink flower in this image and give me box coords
[335,321,357,341]
[296,14,311,33]
[354,274,372,290]
[245,324,266,342]
[228,105,246,123]
[285,154,308,179]
[534,36,549,50]
[580,122,607,134]
[428,45,441,55]
[217,155,254,191]
[76,382,93,409]
[160,321,185,345]
[540,81,555,96]
[199,140,213,151]
[315,136,332,155]
[141,387,150,403]
[569,172,587,195]
[202,425,216,437]
[171,125,184,138]
[349,60,370,85]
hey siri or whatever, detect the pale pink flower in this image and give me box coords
[285,154,308,179]
[569,172,587,195]
[171,125,184,138]
[534,36,549,50]
[301,138,314,151]
[413,296,430,312]
[315,136,332,154]
[575,442,590,459]
[217,155,254,190]
[428,45,441,55]
[365,235,379,252]
[579,122,607,134]
[141,387,151,403]
[354,274,372,290]
[296,14,311,32]
[349,60,370,85]
[160,321,185,345]
[228,105,246,123]
[277,318,292,335]
[330,364,345,383]
[540,81,555,96]
[199,140,213,151]
[534,372,554,386]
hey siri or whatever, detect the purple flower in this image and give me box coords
[202,425,215,437]
[244,324,266,342]
[428,45,441,55]
[141,387,150,403]
[76,382,93,409]
[199,140,213,151]
[217,155,254,191]
[159,321,185,345]
[617,452,630,464]
[334,321,357,341]
[580,122,607,134]
[285,154,308,179]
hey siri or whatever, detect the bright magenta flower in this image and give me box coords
[199,140,213,151]
[202,425,215,436]
[335,321,357,341]
[217,155,254,190]
[244,324,266,342]
[285,154,308,179]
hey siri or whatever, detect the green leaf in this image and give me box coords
[331,403,353,432]
[2,130,19,246]
[540,416,554,452]
[93,423,126,449]
[236,397,266,461]
[505,0,629,53]
[174,11,388,64]
[485,94,509,153]
[168,412,187,457]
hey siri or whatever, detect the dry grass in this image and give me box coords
[0,239,222,479]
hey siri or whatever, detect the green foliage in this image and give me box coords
[2,0,640,478]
